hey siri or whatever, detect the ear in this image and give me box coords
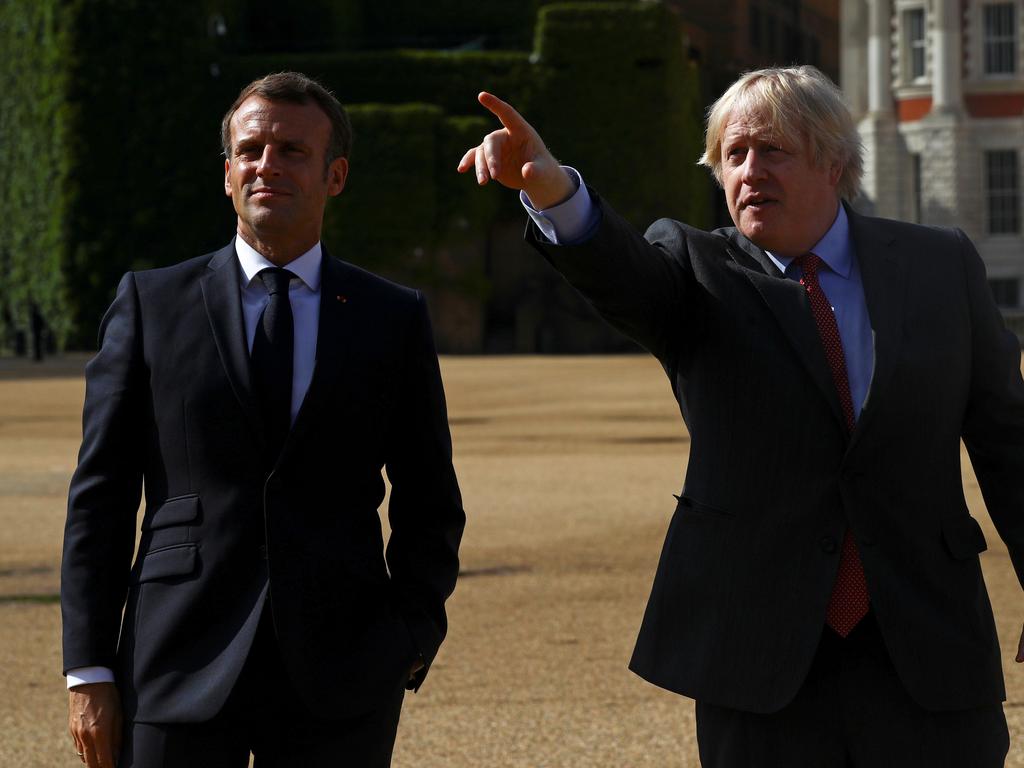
[224,158,232,197]
[327,156,349,197]
[828,160,843,188]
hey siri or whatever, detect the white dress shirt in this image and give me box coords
[66,236,323,690]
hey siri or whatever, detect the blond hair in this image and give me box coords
[698,65,863,201]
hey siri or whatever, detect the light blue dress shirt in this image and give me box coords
[523,169,875,418]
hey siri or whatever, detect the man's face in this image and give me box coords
[720,110,841,258]
[224,95,348,248]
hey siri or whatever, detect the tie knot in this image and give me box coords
[258,268,294,296]
[797,252,822,278]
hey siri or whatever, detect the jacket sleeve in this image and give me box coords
[525,188,704,376]
[61,272,148,673]
[384,292,465,689]
[958,229,1024,587]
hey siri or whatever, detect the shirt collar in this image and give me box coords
[234,235,322,291]
[765,203,852,279]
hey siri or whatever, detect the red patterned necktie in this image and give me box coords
[797,253,869,637]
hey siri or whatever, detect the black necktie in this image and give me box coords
[251,268,294,462]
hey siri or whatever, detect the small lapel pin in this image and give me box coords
[336,295,347,303]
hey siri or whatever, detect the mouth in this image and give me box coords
[248,187,291,199]
[740,197,777,211]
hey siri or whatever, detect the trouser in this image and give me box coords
[696,612,1009,768]
[121,607,405,768]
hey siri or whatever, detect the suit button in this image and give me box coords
[258,544,268,559]
[819,537,838,553]
[266,477,282,492]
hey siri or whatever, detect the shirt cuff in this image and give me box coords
[66,666,116,689]
[521,167,600,245]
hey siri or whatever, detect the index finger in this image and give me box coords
[478,91,529,132]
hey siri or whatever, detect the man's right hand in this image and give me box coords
[68,682,122,767]
[457,92,575,211]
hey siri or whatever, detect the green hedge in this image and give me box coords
[217,0,541,52]
[0,0,707,350]
[0,0,74,347]
[534,1,709,230]
[324,106,498,295]
[219,50,539,123]
[0,0,228,347]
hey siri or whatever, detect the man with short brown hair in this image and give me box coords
[64,71,464,767]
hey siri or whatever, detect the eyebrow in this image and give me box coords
[234,137,311,152]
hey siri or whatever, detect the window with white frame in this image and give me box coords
[986,149,1021,234]
[983,2,1018,74]
[904,8,927,81]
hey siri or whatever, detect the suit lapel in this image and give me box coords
[722,230,847,432]
[279,250,354,462]
[845,206,907,449]
[200,241,266,447]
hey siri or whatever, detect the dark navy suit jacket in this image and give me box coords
[62,241,465,723]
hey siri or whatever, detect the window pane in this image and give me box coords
[905,9,926,79]
[984,3,1017,74]
[987,150,1021,234]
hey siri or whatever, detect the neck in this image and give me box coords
[237,227,319,267]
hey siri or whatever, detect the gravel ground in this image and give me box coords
[2,354,1023,767]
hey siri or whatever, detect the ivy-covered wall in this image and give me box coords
[0,0,709,352]
[0,1,75,349]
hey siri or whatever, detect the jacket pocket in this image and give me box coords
[941,514,988,560]
[674,494,735,520]
[142,494,200,530]
[137,544,198,582]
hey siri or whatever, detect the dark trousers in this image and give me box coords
[696,613,1009,768]
[121,607,405,768]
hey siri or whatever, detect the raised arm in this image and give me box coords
[458,93,707,370]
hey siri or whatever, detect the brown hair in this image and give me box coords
[698,65,863,201]
[221,71,353,170]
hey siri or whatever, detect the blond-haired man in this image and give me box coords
[461,66,1024,765]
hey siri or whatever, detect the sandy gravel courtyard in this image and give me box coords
[2,354,1024,766]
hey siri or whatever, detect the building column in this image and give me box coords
[866,0,893,116]
[857,0,901,216]
[841,0,869,119]
[931,0,963,113]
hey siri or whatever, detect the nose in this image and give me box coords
[255,146,281,178]
[740,149,768,184]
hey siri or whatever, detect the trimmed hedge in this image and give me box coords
[325,107,499,293]
[219,50,539,123]
[1,0,708,350]
[217,0,541,52]
[0,0,74,347]
[534,1,709,230]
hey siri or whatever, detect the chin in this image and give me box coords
[739,221,772,248]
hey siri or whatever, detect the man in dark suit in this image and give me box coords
[459,66,1024,765]
[63,71,465,767]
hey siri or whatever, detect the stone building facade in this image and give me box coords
[842,0,1024,314]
